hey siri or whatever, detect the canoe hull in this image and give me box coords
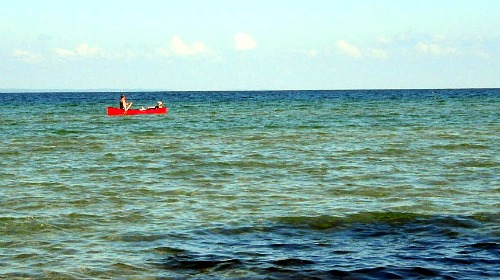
[107,107,168,116]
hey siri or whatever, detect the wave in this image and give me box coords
[276,211,499,231]
[431,143,490,150]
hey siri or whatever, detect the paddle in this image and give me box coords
[125,102,133,111]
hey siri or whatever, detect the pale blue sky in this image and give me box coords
[1,0,499,90]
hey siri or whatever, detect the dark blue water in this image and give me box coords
[0,89,499,279]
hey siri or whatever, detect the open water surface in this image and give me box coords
[0,89,499,279]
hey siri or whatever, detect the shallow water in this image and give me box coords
[0,89,499,279]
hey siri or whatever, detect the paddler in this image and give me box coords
[120,95,133,111]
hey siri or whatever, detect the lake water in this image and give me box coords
[0,89,499,279]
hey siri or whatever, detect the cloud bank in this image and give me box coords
[335,40,387,59]
[415,42,461,56]
[53,43,103,58]
[12,49,43,63]
[159,36,209,57]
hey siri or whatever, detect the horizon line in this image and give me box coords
[1,86,498,94]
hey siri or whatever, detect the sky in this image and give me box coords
[1,0,499,91]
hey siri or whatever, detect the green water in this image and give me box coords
[0,90,499,279]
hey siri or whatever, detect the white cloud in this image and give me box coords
[367,48,388,59]
[415,42,461,56]
[12,49,43,63]
[335,40,387,59]
[335,40,362,58]
[305,49,320,57]
[53,43,103,58]
[234,33,257,51]
[75,43,101,57]
[159,36,209,57]
[53,48,76,57]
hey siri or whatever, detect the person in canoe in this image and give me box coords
[120,95,133,111]
[147,101,164,109]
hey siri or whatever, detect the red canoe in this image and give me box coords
[107,107,168,116]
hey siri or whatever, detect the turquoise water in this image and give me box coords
[0,89,499,279]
